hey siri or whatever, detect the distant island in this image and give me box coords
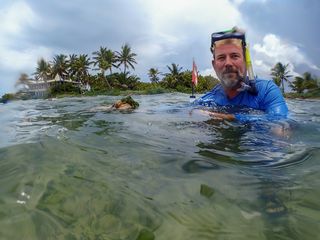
[1,45,319,103]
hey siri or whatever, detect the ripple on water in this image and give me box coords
[1,95,320,239]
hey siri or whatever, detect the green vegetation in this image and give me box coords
[48,82,81,97]
[289,72,319,94]
[6,45,320,101]
[271,62,292,94]
[148,68,161,83]
[10,43,219,100]
[285,88,320,99]
[136,229,155,240]
[0,93,15,103]
[200,184,215,198]
[119,96,139,109]
[270,62,320,99]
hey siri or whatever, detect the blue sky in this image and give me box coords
[1,0,319,96]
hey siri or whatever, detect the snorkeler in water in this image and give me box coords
[195,27,288,122]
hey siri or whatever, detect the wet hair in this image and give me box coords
[211,38,244,59]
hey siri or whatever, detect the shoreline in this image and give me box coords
[284,93,320,100]
[2,90,320,103]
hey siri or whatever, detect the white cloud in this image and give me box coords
[145,0,243,29]
[130,0,246,81]
[136,0,245,62]
[200,68,217,78]
[0,1,36,36]
[136,42,163,59]
[0,1,53,72]
[252,34,319,78]
[232,0,246,6]
[253,34,304,64]
[2,47,53,71]
[231,0,268,6]
[0,0,247,93]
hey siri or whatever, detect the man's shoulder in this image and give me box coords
[196,84,225,106]
[254,79,288,116]
[255,78,286,104]
[255,78,278,92]
[201,84,223,97]
[255,78,273,86]
[209,83,224,94]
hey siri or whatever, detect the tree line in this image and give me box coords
[13,44,218,98]
[271,62,320,98]
[5,46,320,102]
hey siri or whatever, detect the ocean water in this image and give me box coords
[0,93,319,240]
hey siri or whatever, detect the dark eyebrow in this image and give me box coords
[215,53,226,58]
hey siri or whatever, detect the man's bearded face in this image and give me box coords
[212,43,246,90]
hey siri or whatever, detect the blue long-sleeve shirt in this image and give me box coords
[195,79,288,121]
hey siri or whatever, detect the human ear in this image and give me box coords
[212,59,217,72]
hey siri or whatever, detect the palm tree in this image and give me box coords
[148,68,161,83]
[34,58,51,81]
[167,63,183,77]
[68,54,78,80]
[15,73,30,90]
[290,75,305,94]
[51,54,69,80]
[116,43,137,75]
[270,62,292,94]
[164,63,183,88]
[93,47,108,75]
[73,54,92,84]
[105,49,117,74]
[302,72,318,90]
[116,72,140,90]
[290,72,318,93]
[92,47,114,88]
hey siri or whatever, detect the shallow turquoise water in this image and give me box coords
[0,94,319,239]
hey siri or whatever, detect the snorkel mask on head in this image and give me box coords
[210,27,258,95]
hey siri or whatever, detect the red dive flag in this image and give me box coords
[192,60,198,86]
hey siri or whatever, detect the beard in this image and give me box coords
[218,66,244,90]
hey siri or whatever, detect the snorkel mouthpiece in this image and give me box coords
[210,26,258,95]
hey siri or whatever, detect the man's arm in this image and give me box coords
[203,81,289,122]
[208,112,236,121]
[262,80,288,117]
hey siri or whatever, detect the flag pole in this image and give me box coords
[191,83,195,97]
[190,58,197,103]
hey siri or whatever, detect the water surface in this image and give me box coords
[0,94,319,239]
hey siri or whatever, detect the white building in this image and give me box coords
[23,75,90,98]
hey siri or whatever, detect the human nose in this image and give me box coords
[225,56,233,66]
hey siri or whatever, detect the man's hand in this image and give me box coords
[189,109,236,121]
[208,112,236,121]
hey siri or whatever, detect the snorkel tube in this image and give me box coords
[210,27,258,95]
[244,43,258,95]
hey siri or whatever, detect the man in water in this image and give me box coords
[196,27,288,121]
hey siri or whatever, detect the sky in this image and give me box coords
[1,0,320,96]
